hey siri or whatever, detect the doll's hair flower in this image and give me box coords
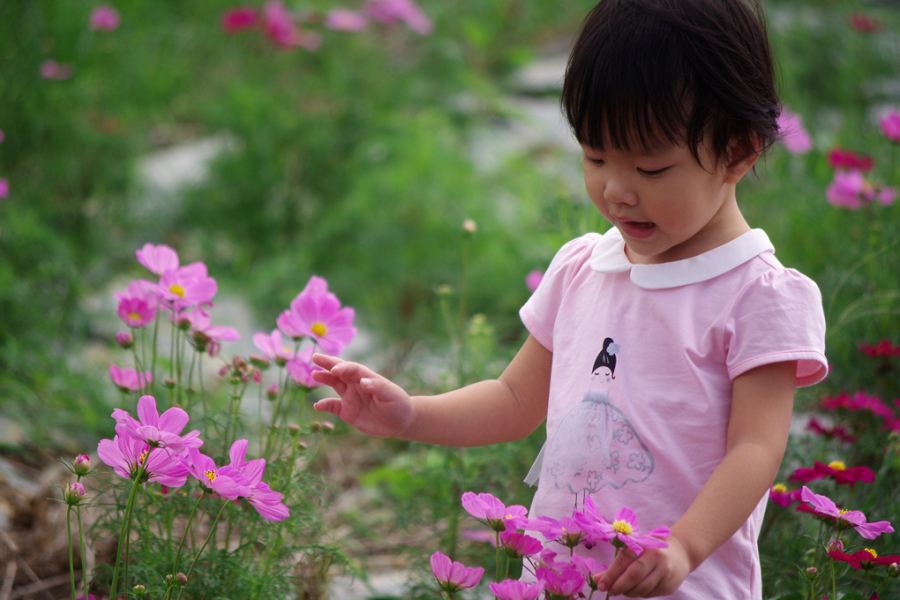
[828,548,900,571]
[109,364,152,392]
[276,276,357,355]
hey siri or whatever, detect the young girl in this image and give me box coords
[311,0,828,597]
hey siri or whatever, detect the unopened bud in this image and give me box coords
[321,421,335,434]
[250,354,271,370]
[889,562,899,578]
[436,284,454,297]
[230,375,243,386]
[218,366,229,377]
[177,316,192,331]
[805,567,818,581]
[166,574,174,585]
[177,573,188,586]
[462,218,477,234]
[164,378,177,390]
[827,540,844,553]
[133,584,146,596]
[192,331,210,352]
[288,423,301,434]
[73,454,91,476]
[252,368,262,384]
[310,421,322,433]
[269,424,280,431]
[266,384,279,401]
[115,332,134,349]
[64,482,85,505]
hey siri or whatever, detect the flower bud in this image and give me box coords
[462,218,477,234]
[230,375,243,386]
[252,368,263,384]
[164,378,177,390]
[177,573,188,586]
[219,366,229,377]
[436,284,454,297]
[288,423,301,434]
[192,331,210,352]
[889,562,899,578]
[827,540,844,553]
[321,421,335,434]
[310,421,322,433]
[115,332,134,349]
[208,339,221,358]
[64,482,85,505]
[166,574,174,585]
[177,316,192,331]
[266,384,279,401]
[250,354,271,370]
[73,454,91,476]
[133,584,146,596]
[805,567,818,581]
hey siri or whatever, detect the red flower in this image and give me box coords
[848,12,881,34]
[789,461,875,487]
[222,7,259,33]
[828,548,900,570]
[820,392,894,418]
[827,148,874,172]
[806,417,856,443]
[769,484,800,507]
[859,339,900,357]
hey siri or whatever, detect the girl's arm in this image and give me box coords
[597,360,798,597]
[310,334,551,447]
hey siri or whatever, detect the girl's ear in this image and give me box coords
[723,138,761,184]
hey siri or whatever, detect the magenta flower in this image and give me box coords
[800,486,894,539]
[0,178,8,199]
[182,448,245,500]
[535,566,584,598]
[261,1,318,48]
[64,482,86,505]
[286,347,323,388]
[829,548,900,570]
[828,148,873,172]
[826,169,866,209]
[156,263,217,310]
[462,529,497,545]
[112,395,202,453]
[98,429,190,487]
[109,364,152,392]
[277,276,357,355]
[525,270,543,293]
[768,483,800,508]
[221,6,259,33]
[499,531,543,558]
[74,454,91,476]
[489,579,544,600]
[136,243,179,278]
[253,329,295,365]
[880,108,900,143]
[849,12,881,33]
[228,439,290,521]
[593,506,670,557]
[40,60,73,80]
[805,417,856,443]
[430,551,484,594]
[325,9,368,31]
[530,515,590,549]
[570,555,608,590]
[821,391,894,418]
[90,5,121,32]
[789,460,875,487]
[117,296,156,328]
[184,307,240,351]
[364,0,432,35]
[461,491,528,532]
[777,107,813,155]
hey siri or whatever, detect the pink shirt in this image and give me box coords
[520,228,827,599]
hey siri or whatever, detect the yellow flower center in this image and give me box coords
[311,322,328,337]
[828,461,846,471]
[129,312,142,321]
[204,470,217,484]
[865,548,878,558]
[613,520,633,535]
[839,509,850,515]
[169,284,186,298]
[139,450,149,465]
[773,483,788,493]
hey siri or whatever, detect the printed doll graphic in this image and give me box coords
[539,338,654,494]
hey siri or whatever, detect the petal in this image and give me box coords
[158,406,189,435]
[229,439,249,467]
[137,395,160,427]
[430,551,451,580]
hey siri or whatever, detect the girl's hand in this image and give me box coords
[595,537,691,597]
[310,353,415,438]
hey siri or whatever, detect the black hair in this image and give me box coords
[591,338,617,377]
[561,0,780,168]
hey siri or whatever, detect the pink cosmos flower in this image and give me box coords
[860,339,900,357]
[799,486,894,539]
[40,60,74,80]
[182,448,245,500]
[109,364,152,392]
[768,483,800,508]
[499,531,543,558]
[253,329,295,365]
[221,7,259,33]
[261,1,319,49]
[0,130,4,143]
[829,548,900,570]
[530,515,590,549]
[462,529,497,545]
[881,108,900,143]
[117,296,156,328]
[461,491,529,532]
[364,0,432,35]
[525,270,543,293]
[277,276,357,355]
[74,454,91,475]
[285,347,323,388]
[570,554,608,589]
[98,428,190,487]
[430,551,484,594]
[828,148,873,172]
[325,9,368,31]
[136,243,179,278]
[826,170,866,209]
[0,178,9,199]
[777,107,813,154]
[489,579,544,600]
[789,460,875,487]
[227,440,290,521]
[112,395,202,453]
[156,263,217,310]
[593,506,670,557]
[184,307,240,351]
[90,5,121,32]
[535,566,584,598]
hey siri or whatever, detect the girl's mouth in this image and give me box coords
[619,220,656,239]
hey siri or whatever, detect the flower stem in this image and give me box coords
[495,530,501,583]
[67,507,76,600]
[171,490,207,576]
[176,501,230,600]
[76,504,88,600]
[109,465,145,600]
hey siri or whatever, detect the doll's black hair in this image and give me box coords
[591,338,617,378]
[561,0,780,168]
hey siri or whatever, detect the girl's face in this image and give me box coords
[581,136,756,265]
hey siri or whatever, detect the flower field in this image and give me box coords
[1,1,900,599]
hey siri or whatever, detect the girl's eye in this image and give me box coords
[584,156,604,166]
[638,167,668,176]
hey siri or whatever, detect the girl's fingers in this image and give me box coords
[310,369,343,388]
[331,360,382,382]
[311,353,342,369]
[313,398,342,415]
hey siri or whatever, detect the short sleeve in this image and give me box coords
[725,268,828,387]
[519,234,600,352]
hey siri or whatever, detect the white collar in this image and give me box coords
[589,227,775,289]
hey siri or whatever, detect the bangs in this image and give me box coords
[563,3,698,155]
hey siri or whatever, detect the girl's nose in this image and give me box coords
[603,177,637,205]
